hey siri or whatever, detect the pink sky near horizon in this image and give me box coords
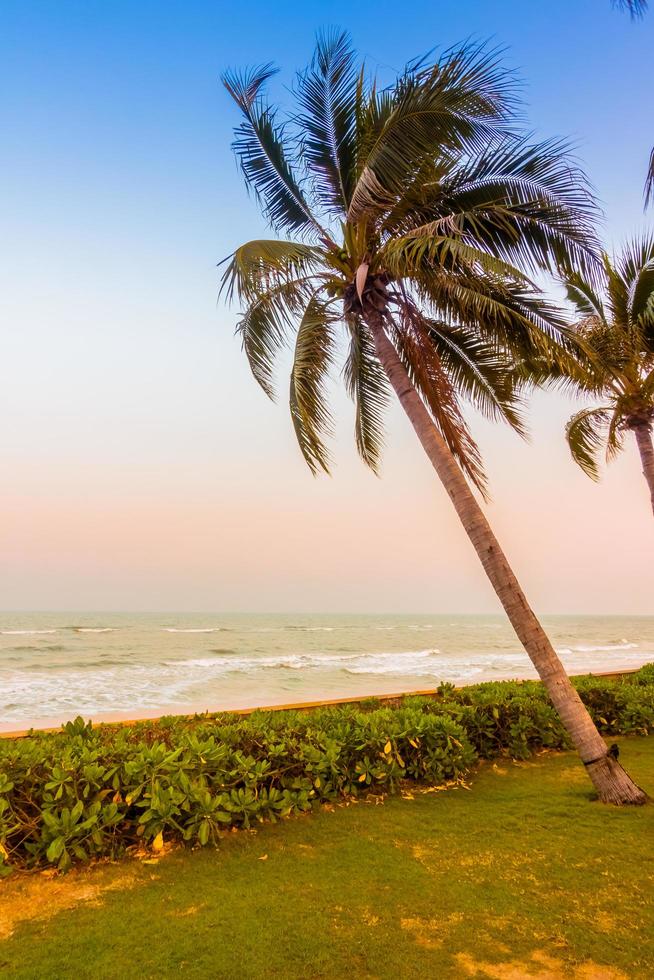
[3,295,652,614]
[1,0,653,615]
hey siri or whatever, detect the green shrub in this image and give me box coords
[0,664,652,875]
[625,662,654,687]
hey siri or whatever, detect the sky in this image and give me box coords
[1,0,653,614]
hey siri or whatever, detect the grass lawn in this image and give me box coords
[1,736,653,980]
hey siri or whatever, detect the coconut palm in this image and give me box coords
[220,32,646,803]
[565,235,654,514]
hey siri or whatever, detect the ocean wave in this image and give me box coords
[285,626,336,632]
[74,628,117,633]
[165,649,446,676]
[343,651,521,677]
[163,628,223,633]
[157,647,539,682]
[3,645,653,727]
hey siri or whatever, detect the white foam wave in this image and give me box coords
[344,651,520,677]
[75,628,116,633]
[163,628,223,633]
[165,648,532,681]
[166,648,452,678]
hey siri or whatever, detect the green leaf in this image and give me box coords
[343,322,389,473]
[645,145,654,208]
[289,295,338,474]
[348,42,516,221]
[222,65,321,236]
[295,29,358,213]
[46,837,65,863]
[565,406,614,480]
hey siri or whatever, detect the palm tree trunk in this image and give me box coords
[633,423,654,517]
[366,310,647,804]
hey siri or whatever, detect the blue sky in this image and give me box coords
[1,0,653,612]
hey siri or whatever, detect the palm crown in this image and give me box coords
[564,235,654,481]
[221,31,597,493]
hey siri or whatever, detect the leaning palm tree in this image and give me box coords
[565,235,654,514]
[220,32,646,803]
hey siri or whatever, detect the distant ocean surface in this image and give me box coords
[1,613,653,731]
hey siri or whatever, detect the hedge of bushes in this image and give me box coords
[1,666,653,874]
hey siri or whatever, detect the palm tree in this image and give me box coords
[220,32,646,803]
[565,236,654,514]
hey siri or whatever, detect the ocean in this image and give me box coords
[1,612,653,732]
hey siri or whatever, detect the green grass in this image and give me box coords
[1,737,653,979]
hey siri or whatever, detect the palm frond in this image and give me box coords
[612,0,648,18]
[237,278,314,398]
[606,407,626,462]
[619,232,654,325]
[391,308,488,494]
[411,263,568,355]
[424,136,600,278]
[347,42,515,221]
[220,239,324,302]
[565,406,613,479]
[603,253,631,329]
[223,65,321,235]
[640,364,654,399]
[425,317,526,432]
[565,270,607,321]
[381,227,532,282]
[645,146,654,207]
[295,29,358,214]
[343,321,390,473]
[289,296,338,473]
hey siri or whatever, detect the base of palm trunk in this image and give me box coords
[586,756,648,805]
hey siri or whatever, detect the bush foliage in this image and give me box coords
[1,667,653,874]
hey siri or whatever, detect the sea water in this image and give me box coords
[1,612,653,731]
